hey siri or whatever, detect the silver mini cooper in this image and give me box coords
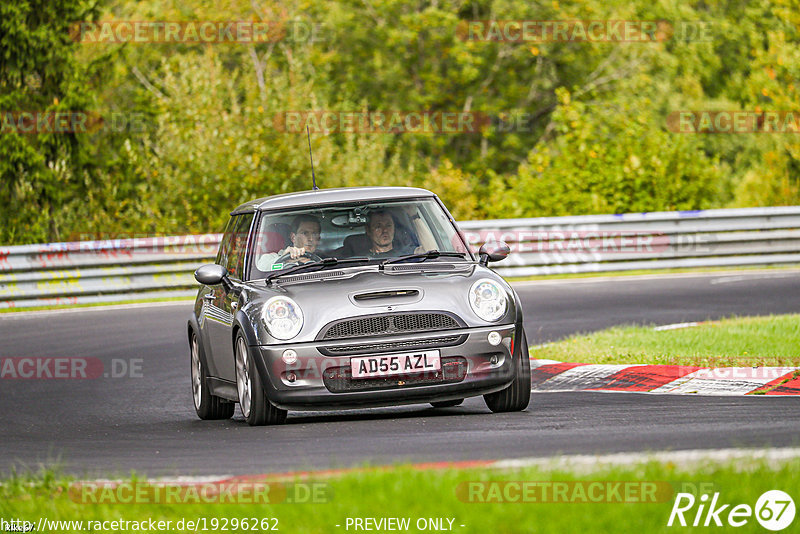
[189,187,531,425]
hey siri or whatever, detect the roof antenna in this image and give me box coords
[307,126,319,191]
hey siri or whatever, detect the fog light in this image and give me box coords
[286,372,297,383]
[487,331,502,346]
[490,355,499,365]
[282,349,298,365]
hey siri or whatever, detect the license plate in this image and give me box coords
[351,350,441,379]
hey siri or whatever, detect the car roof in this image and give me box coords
[231,186,436,214]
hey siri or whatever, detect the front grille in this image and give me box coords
[323,356,468,393]
[319,312,462,340]
[319,335,465,356]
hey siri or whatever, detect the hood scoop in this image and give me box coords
[353,289,419,302]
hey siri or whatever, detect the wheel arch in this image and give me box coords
[232,309,260,348]
[187,316,213,372]
[232,310,279,402]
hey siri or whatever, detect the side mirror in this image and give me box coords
[478,240,510,266]
[194,263,228,286]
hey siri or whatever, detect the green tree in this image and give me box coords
[5,0,799,244]
[0,0,103,242]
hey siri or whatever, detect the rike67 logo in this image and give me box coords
[668,490,795,531]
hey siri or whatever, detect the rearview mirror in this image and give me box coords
[194,264,228,286]
[478,241,510,266]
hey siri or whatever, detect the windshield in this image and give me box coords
[247,197,471,280]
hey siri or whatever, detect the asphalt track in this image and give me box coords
[1,270,799,476]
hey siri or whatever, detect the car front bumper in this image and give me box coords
[250,324,517,410]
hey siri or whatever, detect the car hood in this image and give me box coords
[244,264,515,344]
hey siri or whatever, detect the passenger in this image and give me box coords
[364,210,421,258]
[365,210,395,257]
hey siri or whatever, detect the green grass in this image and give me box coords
[531,314,800,367]
[2,457,799,533]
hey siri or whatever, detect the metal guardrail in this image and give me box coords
[0,235,222,309]
[459,206,800,277]
[1,207,799,309]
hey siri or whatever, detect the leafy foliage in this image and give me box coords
[2,0,799,244]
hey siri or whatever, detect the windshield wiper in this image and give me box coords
[380,250,467,270]
[266,257,371,284]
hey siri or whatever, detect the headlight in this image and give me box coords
[469,279,507,322]
[262,296,304,340]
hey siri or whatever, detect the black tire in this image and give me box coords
[190,331,234,420]
[235,333,287,426]
[431,399,464,408]
[484,328,531,413]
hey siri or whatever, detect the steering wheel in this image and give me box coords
[274,251,323,266]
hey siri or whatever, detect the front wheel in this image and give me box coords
[484,328,531,413]
[190,331,234,420]
[235,334,287,426]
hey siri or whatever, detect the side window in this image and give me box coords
[215,216,238,270]
[229,213,254,279]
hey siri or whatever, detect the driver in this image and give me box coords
[284,215,321,260]
[257,215,322,270]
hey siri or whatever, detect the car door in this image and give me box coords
[198,216,235,378]
[207,213,254,382]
